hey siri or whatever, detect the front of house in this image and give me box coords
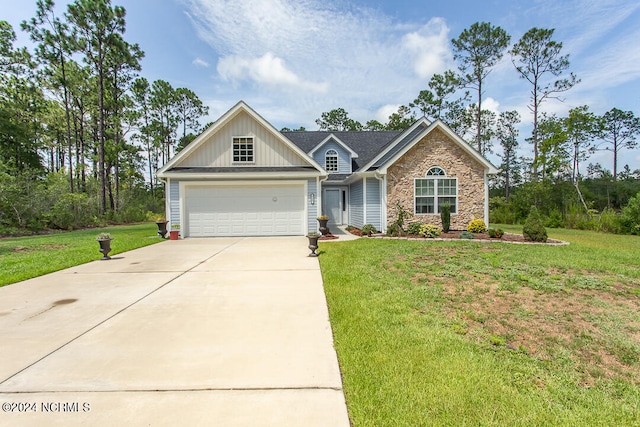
[156,101,498,237]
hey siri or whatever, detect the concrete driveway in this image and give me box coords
[0,237,350,426]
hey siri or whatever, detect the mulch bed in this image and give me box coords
[348,229,567,245]
[318,233,339,240]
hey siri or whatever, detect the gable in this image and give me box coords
[309,137,353,174]
[158,102,322,177]
[179,111,310,168]
[377,121,499,174]
[390,128,486,177]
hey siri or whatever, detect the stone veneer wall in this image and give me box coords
[386,128,486,230]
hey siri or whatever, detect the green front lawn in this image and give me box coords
[319,228,640,426]
[0,223,164,287]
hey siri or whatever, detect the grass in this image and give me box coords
[0,223,164,287]
[319,227,640,426]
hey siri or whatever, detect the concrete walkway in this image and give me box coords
[0,237,350,426]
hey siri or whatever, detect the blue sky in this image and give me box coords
[3,0,640,171]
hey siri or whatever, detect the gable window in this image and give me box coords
[415,167,457,214]
[233,136,254,163]
[325,149,338,172]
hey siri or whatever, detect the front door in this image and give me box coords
[323,188,342,226]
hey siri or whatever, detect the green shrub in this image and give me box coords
[597,208,621,234]
[488,228,504,238]
[43,192,98,230]
[407,222,423,235]
[467,219,487,233]
[419,224,441,238]
[620,193,640,235]
[544,209,565,228]
[387,202,410,236]
[459,231,475,239]
[440,203,451,232]
[387,223,402,237]
[523,206,548,242]
[489,197,518,224]
[361,224,377,236]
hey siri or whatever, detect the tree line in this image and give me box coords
[304,22,640,232]
[0,0,208,232]
[2,8,638,234]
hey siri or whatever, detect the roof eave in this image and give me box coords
[157,171,326,180]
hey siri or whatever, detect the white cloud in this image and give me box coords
[402,18,453,79]
[481,97,501,114]
[192,57,210,68]
[217,52,329,93]
[183,0,453,124]
[375,104,401,123]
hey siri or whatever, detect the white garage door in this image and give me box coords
[184,184,305,237]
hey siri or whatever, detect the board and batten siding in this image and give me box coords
[169,180,180,227]
[180,111,308,167]
[349,180,364,228]
[311,140,352,174]
[307,178,318,233]
[365,177,382,230]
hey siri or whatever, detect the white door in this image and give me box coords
[184,184,305,237]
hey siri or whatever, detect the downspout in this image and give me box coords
[374,171,386,233]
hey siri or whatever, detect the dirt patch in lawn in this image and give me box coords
[405,247,640,386]
[11,244,68,253]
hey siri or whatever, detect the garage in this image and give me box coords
[184,183,306,237]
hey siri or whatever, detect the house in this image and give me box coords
[156,101,499,237]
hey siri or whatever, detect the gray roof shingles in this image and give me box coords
[282,131,402,173]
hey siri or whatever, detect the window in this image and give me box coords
[325,149,338,172]
[233,137,254,163]
[415,167,457,214]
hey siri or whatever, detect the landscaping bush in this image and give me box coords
[523,206,548,242]
[487,228,504,238]
[419,224,441,238]
[361,224,377,236]
[407,222,423,235]
[440,203,451,232]
[387,202,410,236]
[467,219,487,233]
[459,231,474,239]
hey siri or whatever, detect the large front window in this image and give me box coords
[415,167,457,214]
[233,137,254,163]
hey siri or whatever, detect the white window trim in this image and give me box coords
[414,169,458,215]
[232,135,255,164]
